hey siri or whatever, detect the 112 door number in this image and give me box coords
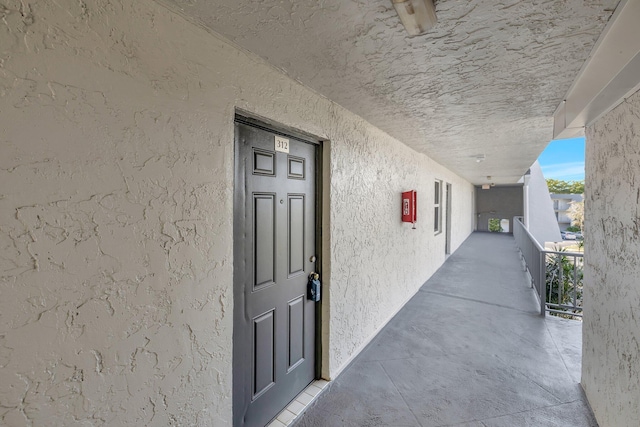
[275,136,290,153]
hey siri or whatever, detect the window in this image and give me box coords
[434,180,442,233]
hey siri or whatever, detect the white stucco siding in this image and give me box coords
[0,0,473,425]
[326,136,473,375]
[583,88,640,427]
[524,161,562,245]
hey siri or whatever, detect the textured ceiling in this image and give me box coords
[157,0,618,184]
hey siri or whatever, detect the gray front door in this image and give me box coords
[233,119,318,427]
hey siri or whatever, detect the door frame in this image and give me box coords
[232,112,324,425]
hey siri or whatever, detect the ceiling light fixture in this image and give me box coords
[392,0,437,37]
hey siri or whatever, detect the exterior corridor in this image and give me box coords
[293,233,595,427]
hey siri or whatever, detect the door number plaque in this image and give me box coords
[275,136,289,153]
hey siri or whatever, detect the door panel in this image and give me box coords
[254,194,276,289]
[254,310,275,398]
[288,195,305,276]
[288,296,305,370]
[288,156,305,179]
[254,149,276,175]
[234,120,317,427]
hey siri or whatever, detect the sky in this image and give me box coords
[537,136,585,181]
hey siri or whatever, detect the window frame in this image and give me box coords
[434,179,442,234]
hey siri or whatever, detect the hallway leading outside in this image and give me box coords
[293,232,594,427]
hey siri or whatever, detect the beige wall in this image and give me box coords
[583,87,640,427]
[0,0,473,425]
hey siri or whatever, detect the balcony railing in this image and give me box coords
[513,217,583,318]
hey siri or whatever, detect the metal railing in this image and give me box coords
[513,217,583,318]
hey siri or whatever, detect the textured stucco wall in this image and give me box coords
[0,1,473,425]
[583,88,640,427]
[324,138,474,376]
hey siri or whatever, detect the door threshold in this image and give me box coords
[267,379,330,426]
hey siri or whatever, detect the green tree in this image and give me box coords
[546,179,569,193]
[546,179,584,194]
[488,218,503,232]
[569,181,585,194]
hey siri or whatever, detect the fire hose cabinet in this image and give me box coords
[401,190,417,225]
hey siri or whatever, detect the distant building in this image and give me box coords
[550,194,583,231]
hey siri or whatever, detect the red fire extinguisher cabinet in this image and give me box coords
[401,190,417,224]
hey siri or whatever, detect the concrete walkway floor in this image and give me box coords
[294,232,596,427]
